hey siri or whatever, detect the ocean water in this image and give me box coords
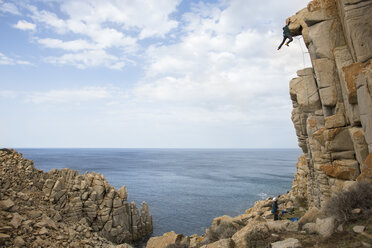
[17,148,301,237]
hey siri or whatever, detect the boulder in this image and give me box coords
[299,207,321,226]
[200,238,234,248]
[28,210,43,219]
[146,231,186,248]
[10,213,24,229]
[287,221,299,232]
[0,199,15,211]
[232,222,269,248]
[351,208,362,214]
[353,225,366,233]
[271,238,302,248]
[39,227,49,235]
[266,220,291,233]
[0,233,10,243]
[14,236,25,247]
[211,215,233,230]
[315,217,335,238]
[302,223,317,234]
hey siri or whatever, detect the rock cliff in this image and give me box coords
[288,0,372,208]
[145,0,372,247]
[1,1,371,247]
[0,148,152,247]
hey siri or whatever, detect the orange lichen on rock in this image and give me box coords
[320,162,358,180]
[342,62,363,104]
[357,152,372,183]
[307,0,337,16]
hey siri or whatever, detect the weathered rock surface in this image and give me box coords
[298,207,320,226]
[0,148,148,247]
[353,225,366,233]
[288,0,372,209]
[146,231,189,248]
[271,238,302,248]
[200,238,234,248]
[146,2,371,248]
[315,217,335,238]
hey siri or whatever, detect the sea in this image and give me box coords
[17,148,301,237]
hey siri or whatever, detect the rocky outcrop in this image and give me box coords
[145,1,372,247]
[0,148,152,247]
[288,0,372,208]
[146,231,189,248]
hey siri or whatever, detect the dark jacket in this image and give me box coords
[283,25,291,36]
[272,201,278,214]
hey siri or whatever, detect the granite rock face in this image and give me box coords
[145,1,371,247]
[288,0,372,208]
[0,149,152,247]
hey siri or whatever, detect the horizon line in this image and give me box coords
[7,147,301,150]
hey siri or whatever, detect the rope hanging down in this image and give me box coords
[295,36,309,68]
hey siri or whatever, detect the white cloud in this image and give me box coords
[13,20,36,30]
[45,50,126,69]
[0,1,20,15]
[26,1,179,48]
[0,90,17,98]
[58,0,181,39]
[126,0,312,126]
[0,52,31,65]
[26,87,111,104]
[2,0,312,147]
[22,0,180,69]
[38,38,95,51]
[28,0,311,124]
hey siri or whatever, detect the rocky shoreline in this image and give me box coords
[145,0,372,247]
[0,148,152,247]
[1,0,371,247]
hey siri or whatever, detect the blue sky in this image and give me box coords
[0,0,311,148]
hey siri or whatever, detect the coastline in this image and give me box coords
[16,147,300,237]
[0,148,152,247]
[1,0,372,247]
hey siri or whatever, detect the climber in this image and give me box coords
[277,19,293,50]
[272,197,279,221]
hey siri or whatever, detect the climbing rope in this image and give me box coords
[295,36,309,68]
[294,36,312,106]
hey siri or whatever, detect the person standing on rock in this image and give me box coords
[272,197,279,221]
[277,19,293,50]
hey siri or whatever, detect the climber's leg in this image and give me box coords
[285,35,293,46]
[278,36,287,50]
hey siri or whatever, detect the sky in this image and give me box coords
[0,0,311,148]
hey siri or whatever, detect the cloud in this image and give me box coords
[2,0,311,147]
[124,0,312,126]
[0,52,31,65]
[0,90,17,98]
[58,0,181,39]
[0,1,20,15]
[20,0,181,69]
[23,0,311,123]
[25,87,111,104]
[38,38,95,51]
[28,0,180,47]
[45,49,128,69]
[13,20,36,30]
